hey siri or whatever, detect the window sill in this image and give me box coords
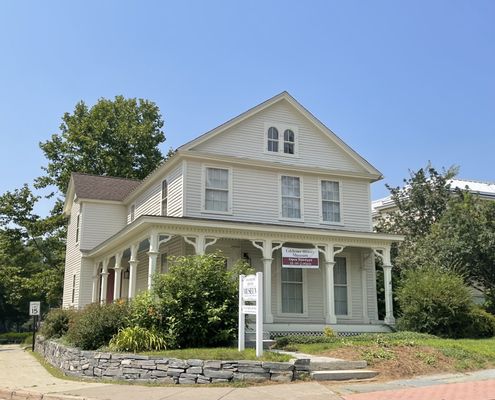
[264,151,301,159]
[279,217,305,223]
[319,221,345,227]
[201,210,233,216]
[277,312,309,318]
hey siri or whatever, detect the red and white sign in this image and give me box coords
[282,247,319,269]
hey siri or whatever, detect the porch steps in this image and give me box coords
[310,359,367,371]
[311,369,379,381]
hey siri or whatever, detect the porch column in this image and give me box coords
[113,252,123,301]
[262,258,274,323]
[383,264,395,325]
[91,262,99,303]
[100,258,109,304]
[128,243,138,299]
[148,231,159,289]
[325,260,337,324]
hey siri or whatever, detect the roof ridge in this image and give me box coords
[72,171,142,182]
[453,178,495,185]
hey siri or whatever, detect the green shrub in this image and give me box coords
[40,308,76,339]
[0,332,30,343]
[273,335,337,349]
[462,308,495,338]
[127,292,163,330]
[397,267,473,338]
[66,302,129,350]
[153,253,252,348]
[109,326,168,352]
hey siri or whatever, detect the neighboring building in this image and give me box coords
[62,92,402,335]
[372,179,495,220]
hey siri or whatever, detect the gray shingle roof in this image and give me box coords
[72,173,141,202]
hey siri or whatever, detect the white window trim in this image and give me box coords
[75,208,81,245]
[276,253,309,318]
[263,122,300,158]
[278,174,304,221]
[201,164,233,215]
[130,204,136,222]
[333,254,353,319]
[318,178,344,226]
[161,179,168,216]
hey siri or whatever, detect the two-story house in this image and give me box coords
[62,92,402,335]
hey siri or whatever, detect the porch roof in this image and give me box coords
[84,215,404,259]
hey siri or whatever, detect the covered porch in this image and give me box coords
[83,216,401,334]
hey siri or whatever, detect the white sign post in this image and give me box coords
[238,272,263,357]
[29,301,41,352]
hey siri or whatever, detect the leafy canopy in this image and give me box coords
[36,95,165,195]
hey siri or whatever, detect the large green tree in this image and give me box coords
[36,95,165,196]
[0,96,166,330]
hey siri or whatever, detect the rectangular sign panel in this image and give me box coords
[242,305,257,315]
[29,301,41,316]
[241,274,258,301]
[282,247,319,269]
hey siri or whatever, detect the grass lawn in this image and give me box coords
[143,347,292,362]
[275,332,495,380]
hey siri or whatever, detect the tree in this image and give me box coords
[36,95,165,196]
[409,193,495,294]
[0,96,167,331]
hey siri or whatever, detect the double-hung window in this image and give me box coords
[75,207,81,244]
[321,180,341,223]
[160,253,168,274]
[281,267,303,313]
[334,257,348,315]
[267,127,279,152]
[161,180,168,216]
[205,167,230,212]
[283,129,295,154]
[281,176,301,219]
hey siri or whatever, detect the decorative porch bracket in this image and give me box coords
[250,240,284,324]
[184,235,218,255]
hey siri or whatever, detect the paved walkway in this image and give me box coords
[0,345,340,400]
[3,345,495,400]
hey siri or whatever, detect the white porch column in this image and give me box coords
[321,244,345,324]
[373,247,396,325]
[100,258,109,304]
[91,262,99,303]
[113,252,123,301]
[383,264,395,325]
[128,243,138,299]
[361,261,370,324]
[325,260,337,324]
[262,258,274,323]
[148,231,159,289]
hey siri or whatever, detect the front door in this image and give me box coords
[106,269,115,303]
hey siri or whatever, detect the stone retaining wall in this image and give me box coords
[35,337,310,384]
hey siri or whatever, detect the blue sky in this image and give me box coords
[1,1,494,216]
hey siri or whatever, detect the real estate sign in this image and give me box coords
[238,272,263,357]
[282,247,319,269]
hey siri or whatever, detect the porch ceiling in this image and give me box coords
[83,215,403,260]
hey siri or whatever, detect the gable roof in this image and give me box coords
[178,91,382,178]
[63,172,142,214]
[71,173,141,201]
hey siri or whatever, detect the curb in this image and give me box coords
[0,388,96,400]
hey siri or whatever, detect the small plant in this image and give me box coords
[323,326,336,338]
[415,351,437,366]
[361,347,396,364]
[109,326,168,353]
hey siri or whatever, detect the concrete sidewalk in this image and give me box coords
[0,345,340,400]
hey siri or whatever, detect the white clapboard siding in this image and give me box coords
[78,258,95,307]
[128,164,184,222]
[366,252,379,320]
[62,200,82,308]
[80,202,127,250]
[167,164,184,217]
[185,160,372,232]
[191,100,367,173]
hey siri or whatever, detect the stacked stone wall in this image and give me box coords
[35,337,309,384]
